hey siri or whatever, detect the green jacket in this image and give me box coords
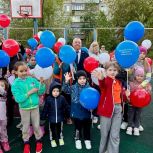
[11,77,46,110]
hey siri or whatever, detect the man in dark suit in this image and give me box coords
[72,38,89,71]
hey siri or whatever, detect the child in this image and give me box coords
[0,78,10,153]
[126,67,151,136]
[41,81,70,147]
[27,55,36,70]
[92,61,122,153]
[11,61,46,153]
[62,70,92,150]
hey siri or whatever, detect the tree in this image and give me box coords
[80,2,118,51]
[105,0,153,57]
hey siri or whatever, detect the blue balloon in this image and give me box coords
[124,21,145,42]
[40,30,56,48]
[36,47,55,68]
[81,47,88,53]
[27,38,38,50]
[0,50,10,68]
[115,40,140,68]
[80,87,100,109]
[59,45,76,64]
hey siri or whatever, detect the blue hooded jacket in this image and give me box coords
[41,81,70,123]
[62,82,91,120]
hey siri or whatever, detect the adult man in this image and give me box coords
[72,38,89,71]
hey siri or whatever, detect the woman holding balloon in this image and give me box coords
[92,61,123,153]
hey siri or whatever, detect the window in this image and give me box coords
[72,4,85,11]
[64,4,71,12]
[72,16,81,22]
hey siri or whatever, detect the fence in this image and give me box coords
[3,27,153,53]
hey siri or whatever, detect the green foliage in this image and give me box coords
[80,3,118,50]
[104,0,153,55]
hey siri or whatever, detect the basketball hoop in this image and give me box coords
[17,5,32,18]
[10,0,42,18]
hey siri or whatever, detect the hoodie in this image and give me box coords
[41,81,70,123]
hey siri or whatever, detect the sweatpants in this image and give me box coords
[99,104,122,153]
[73,118,91,141]
[128,105,142,128]
[0,120,8,142]
[20,107,42,142]
[50,122,62,140]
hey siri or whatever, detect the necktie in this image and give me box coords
[75,52,79,64]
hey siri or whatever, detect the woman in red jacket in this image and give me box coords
[92,61,122,153]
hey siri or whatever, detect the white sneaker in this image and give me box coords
[97,124,100,129]
[139,125,144,132]
[51,140,57,147]
[126,127,132,135]
[75,140,82,149]
[84,140,91,150]
[121,122,128,130]
[134,128,140,136]
[93,117,98,124]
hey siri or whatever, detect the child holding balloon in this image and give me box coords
[62,70,92,150]
[11,61,46,153]
[92,61,122,153]
[125,67,151,136]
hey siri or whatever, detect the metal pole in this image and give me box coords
[93,28,97,41]
[33,18,38,35]
[3,28,8,40]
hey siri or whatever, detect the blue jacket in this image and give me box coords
[75,50,89,71]
[62,82,91,120]
[41,81,70,123]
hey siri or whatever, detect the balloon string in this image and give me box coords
[70,64,75,80]
[126,69,129,90]
[90,110,94,128]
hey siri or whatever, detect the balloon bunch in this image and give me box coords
[115,21,152,69]
[0,39,20,67]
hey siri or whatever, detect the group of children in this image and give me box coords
[0,39,152,153]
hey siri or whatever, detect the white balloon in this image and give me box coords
[91,67,105,85]
[141,39,152,49]
[57,38,66,45]
[30,65,53,80]
[37,31,43,38]
[99,53,110,65]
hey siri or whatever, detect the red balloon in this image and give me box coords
[145,57,152,66]
[33,34,40,42]
[37,44,44,50]
[83,57,99,73]
[2,39,19,57]
[53,42,63,54]
[25,48,32,55]
[130,89,151,108]
[0,14,11,28]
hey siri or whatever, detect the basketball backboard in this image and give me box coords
[10,0,42,18]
